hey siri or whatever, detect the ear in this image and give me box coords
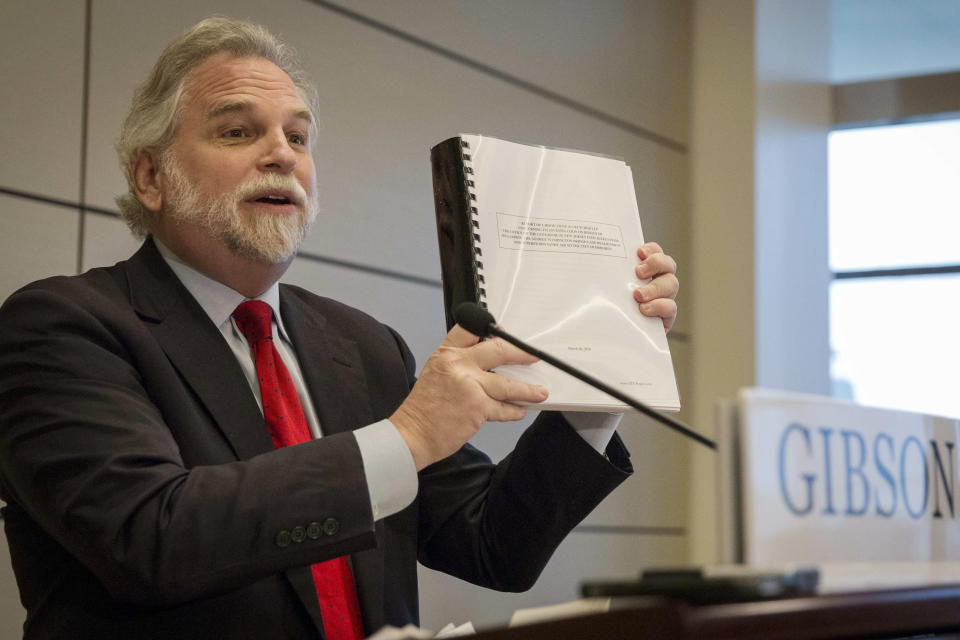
[130,149,164,213]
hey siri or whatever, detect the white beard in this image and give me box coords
[163,159,319,264]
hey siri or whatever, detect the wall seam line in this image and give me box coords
[304,0,688,154]
[0,186,445,289]
[77,0,93,275]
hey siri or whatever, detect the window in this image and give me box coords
[829,119,960,418]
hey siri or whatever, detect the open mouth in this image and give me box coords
[253,194,293,205]
[246,191,300,212]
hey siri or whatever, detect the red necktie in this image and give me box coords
[233,300,364,639]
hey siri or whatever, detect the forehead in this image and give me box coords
[180,53,308,119]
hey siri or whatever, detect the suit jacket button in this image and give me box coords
[322,517,340,536]
[275,529,292,548]
[307,521,322,540]
[291,525,306,543]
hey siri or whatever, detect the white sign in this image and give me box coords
[732,388,960,564]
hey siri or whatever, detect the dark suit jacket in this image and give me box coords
[0,239,631,639]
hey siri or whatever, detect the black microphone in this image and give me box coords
[454,302,715,450]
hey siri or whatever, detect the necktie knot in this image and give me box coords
[232,300,273,344]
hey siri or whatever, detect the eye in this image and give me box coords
[288,132,306,145]
[223,128,246,139]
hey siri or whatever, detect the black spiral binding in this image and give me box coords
[460,138,487,309]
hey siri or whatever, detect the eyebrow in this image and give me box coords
[206,100,312,124]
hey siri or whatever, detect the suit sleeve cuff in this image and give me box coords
[561,411,623,454]
[353,419,418,520]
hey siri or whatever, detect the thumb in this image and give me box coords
[441,324,482,349]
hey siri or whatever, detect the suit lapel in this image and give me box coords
[124,239,275,460]
[279,290,374,435]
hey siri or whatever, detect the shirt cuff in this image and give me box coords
[561,411,623,454]
[353,419,419,520]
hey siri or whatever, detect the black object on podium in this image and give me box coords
[471,581,960,639]
[581,566,820,604]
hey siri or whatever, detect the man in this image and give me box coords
[0,18,680,639]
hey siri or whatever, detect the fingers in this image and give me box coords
[635,297,678,331]
[477,370,548,405]
[634,272,679,304]
[443,324,482,349]
[635,243,679,332]
[635,248,677,280]
[466,336,539,371]
[485,400,529,423]
[442,324,539,371]
[637,241,663,260]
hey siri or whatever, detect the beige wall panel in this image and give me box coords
[81,213,147,272]
[642,158,689,339]
[0,196,78,302]
[586,339,693,528]
[469,389,691,531]
[465,340,692,529]
[754,0,831,394]
[469,391,691,529]
[84,0,688,287]
[0,527,24,639]
[671,336,692,424]
[417,530,686,631]
[0,1,85,201]
[281,4,689,285]
[345,0,692,145]
[688,0,756,566]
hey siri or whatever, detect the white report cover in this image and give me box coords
[460,134,680,412]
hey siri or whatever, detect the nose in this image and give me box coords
[258,129,298,173]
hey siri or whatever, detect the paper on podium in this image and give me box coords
[508,598,612,627]
[817,562,960,594]
[365,621,476,639]
[366,625,434,640]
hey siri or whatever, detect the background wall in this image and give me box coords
[686,0,831,563]
[0,0,694,634]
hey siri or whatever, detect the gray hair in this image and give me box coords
[114,17,319,236]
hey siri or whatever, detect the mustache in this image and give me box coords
[234,174,310,208]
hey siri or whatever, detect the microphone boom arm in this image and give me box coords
[488,324,716,450]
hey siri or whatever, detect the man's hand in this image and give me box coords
[632,242,679,332]
[390,326,549,470]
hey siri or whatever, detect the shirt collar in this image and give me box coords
[154,238,291,340]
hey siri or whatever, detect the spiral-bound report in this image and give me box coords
[431,134,680,412]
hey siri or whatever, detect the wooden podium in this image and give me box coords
[472,584,960,639]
